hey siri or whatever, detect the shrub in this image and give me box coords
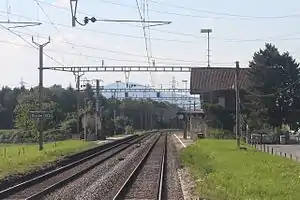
[206,128,234,139]
[60,119,77,134]
[125,125,134,135]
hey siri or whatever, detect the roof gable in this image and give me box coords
[190,67,251,94]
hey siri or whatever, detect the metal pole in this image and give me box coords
[150,111,153,130]
[32,36,50,151]
[235,61,241,148]
[75,73,84,135]
[95,79,100,139]
[113,109,116,135]
[114,80,120,135]
[83,98,88,141]
[184,115,188,139]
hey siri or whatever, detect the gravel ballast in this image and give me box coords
[74,134,160,200]
[43,134,159,200]
[5,135,149,199]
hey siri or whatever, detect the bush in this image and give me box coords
[0,130,37,143]
[44,128,71,141]
[206,128,234,139]
[125,125,134,135]
[60,119,77,134]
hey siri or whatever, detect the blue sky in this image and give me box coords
[0,0,300,88]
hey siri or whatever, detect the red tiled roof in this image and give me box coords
[190,67,251,94]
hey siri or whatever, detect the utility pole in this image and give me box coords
[114,80,121,136]
[32,36,50,151]
[235,61,241,148]
[182,80,188,109]
[74,72,84,135]
[113,107,116,136]
[83,98,89,141]
[95,79,100,140]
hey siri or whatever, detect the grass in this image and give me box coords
[180,139,300,200]
[0,140,97,180]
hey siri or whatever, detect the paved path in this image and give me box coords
[267,144,300,158]
[173,132,195,148]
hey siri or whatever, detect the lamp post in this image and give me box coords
[201,29,212,67]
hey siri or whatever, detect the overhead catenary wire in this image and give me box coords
[148,0,300,19]
[2,9,300,57]
[95,0,300,20]
[135,0,155,86]
[0,23,64,66]
[33,0,88,67]
[2,2,299,67]
[32,1,300,42]
[7,29,209,64]
[0,39,237,66]
[0,0,42,28]
[0,9,196,44]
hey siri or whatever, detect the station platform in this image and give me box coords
[94,134,132,145]
[173,132,195,149]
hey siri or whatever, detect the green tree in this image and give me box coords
[246,43,300,130]
[14,101,37,131]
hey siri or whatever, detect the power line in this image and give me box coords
[3,9,300,46]
[145,0,155,85]
[0,10,195,44]
[0,23,64,66]
[0,39,237,65]
[34,1,300,42]
[36,0,203,39]
[148,0,300,19]
[96,0,300,20]
[135,0,155,86]
[7,29,215,64]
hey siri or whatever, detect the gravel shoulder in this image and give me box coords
[164,135,184,200]
[172,133,199,200]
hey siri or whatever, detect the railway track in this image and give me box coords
[113,133,167,200]
[0,132,157,200]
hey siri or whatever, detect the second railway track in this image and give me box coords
[0,132,157,200]
[113,133,167,200]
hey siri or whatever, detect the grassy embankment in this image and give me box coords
[181,139,300,200]
[0,140,97,180]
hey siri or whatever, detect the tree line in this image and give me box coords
[0,84,183,143]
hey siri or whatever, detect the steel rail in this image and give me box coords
[112,133,166,200]
[0,132,155,200]
[157,134,167,200]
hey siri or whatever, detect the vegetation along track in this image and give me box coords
[113,132,167,200]
[0,132,156,200]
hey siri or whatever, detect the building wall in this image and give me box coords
[201,90,236,110]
